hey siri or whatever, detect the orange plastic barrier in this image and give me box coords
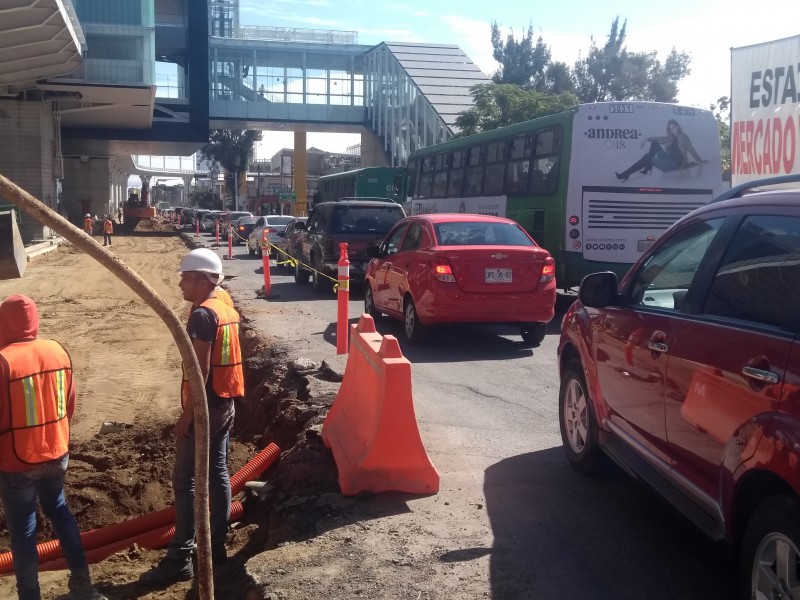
[321,314,439,495]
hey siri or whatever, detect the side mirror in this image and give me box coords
[365,244,382,259]
[579,272,620,308]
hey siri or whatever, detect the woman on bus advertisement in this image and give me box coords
[615,118,707,182]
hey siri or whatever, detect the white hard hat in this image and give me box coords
[177,248,224,283]
[85,213,91,218]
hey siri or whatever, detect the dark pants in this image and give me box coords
[103,234,112,246]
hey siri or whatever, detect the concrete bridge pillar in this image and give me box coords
[62,156,111,223]
[294,130,307,216]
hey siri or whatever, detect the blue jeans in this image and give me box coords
[0,455,88,600]
[167,403,233,560]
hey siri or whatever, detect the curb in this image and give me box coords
[25,239,61,260]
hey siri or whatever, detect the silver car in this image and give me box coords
[247,215,295,257]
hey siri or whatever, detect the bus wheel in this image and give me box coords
[520,322,547,346]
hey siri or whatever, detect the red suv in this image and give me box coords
[558,175,800,599]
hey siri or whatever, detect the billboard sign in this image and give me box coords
[731,35,800,185]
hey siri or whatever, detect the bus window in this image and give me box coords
[432,154,448,197]
[448,168,464,196]
[464,146,483,196]
[418,157,433,198]
[506,159,530,195]
[484,140,507,195]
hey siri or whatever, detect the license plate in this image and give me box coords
[638,239,655,252]
[485,268,512,283]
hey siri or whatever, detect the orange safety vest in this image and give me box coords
[84,218,94,232]
[181,298,244,406]
[103,220,113,234]
[0,339,71,470]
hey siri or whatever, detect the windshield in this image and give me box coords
[266,216,294,225]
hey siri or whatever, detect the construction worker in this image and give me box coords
[0,295,107,600]
[102,215,113,247]
[83,213,94,236]
[140,248,243,585]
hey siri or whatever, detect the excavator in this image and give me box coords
[123,178,156,230]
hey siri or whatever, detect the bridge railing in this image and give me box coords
[227,25,358,45]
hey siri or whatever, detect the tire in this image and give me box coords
[312,255,332,294]
[739,494,800,600]
[294,260,310,285]
[559,360,599,473]
[520,322,547,346]
[364,284,382,320]
[403,297,426,344]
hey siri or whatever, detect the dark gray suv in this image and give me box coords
[292,199,406,293]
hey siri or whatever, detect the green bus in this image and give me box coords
[408,102,723,289]
[317,166,408,204]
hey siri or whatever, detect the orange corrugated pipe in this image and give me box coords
[0,443,279,574]
[39,502,245,572]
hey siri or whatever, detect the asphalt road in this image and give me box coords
[208,232,736,599]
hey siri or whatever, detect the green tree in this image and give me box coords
[200,129,262,208]
[711,96,731,180]
[188,187,216,209]
[491,21,552,91]
[454,83,577,136]
[573,17,691,102]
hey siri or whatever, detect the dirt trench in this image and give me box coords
[0,230,343,599]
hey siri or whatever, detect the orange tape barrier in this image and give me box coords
[321,314,439,495]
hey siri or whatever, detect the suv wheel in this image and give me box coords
[294,260,310,285]
[520,322,547,346]
[559,360,599,473]
[312,255,332,294]
[403,297,425,344]
[364,284,382,320]
[740,494,800,600]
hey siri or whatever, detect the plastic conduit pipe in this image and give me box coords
[0,443,279,574]
[39,502,245,572]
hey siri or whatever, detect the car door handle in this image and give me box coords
[741,366,780,385]
[647,341,668,353]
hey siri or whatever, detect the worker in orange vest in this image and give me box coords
[0,295,107,600]
[83,213,94,236]
[140,248,243,585]
[102,215,113,247]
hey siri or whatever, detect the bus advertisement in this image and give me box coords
[409,102,722,288]
[731,35,800,186]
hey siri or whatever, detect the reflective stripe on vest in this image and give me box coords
[182,298,244,403]
[0,339,71,467]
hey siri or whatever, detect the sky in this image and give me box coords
[240,0,799,160]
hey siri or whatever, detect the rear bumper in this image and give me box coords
[417,283,556,324]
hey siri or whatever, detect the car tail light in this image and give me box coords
[238,225,245,231]
[431,258,455,282]
[540,257,555,283]
[265,227,276,233]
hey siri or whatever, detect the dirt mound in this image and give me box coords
[0,322,341,599]
[133,218,176,233]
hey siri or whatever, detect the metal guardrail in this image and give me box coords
[229,25,357,44]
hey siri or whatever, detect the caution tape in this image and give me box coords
[267,243,340,291]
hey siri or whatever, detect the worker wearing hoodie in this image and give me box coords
[0,295,106,600]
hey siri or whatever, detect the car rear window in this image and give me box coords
[238,217,257,225]
[330,205,403,234]
[434,222,535,246]
[266,216,294,225]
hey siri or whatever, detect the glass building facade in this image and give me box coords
[70,0,155,86]
[364,43,488,167]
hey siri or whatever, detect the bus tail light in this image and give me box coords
[540,257,555,283]
[431,258,455,282]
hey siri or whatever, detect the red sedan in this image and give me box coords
[364,213,556,345]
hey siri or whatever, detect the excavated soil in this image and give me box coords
[0,231,341,599]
